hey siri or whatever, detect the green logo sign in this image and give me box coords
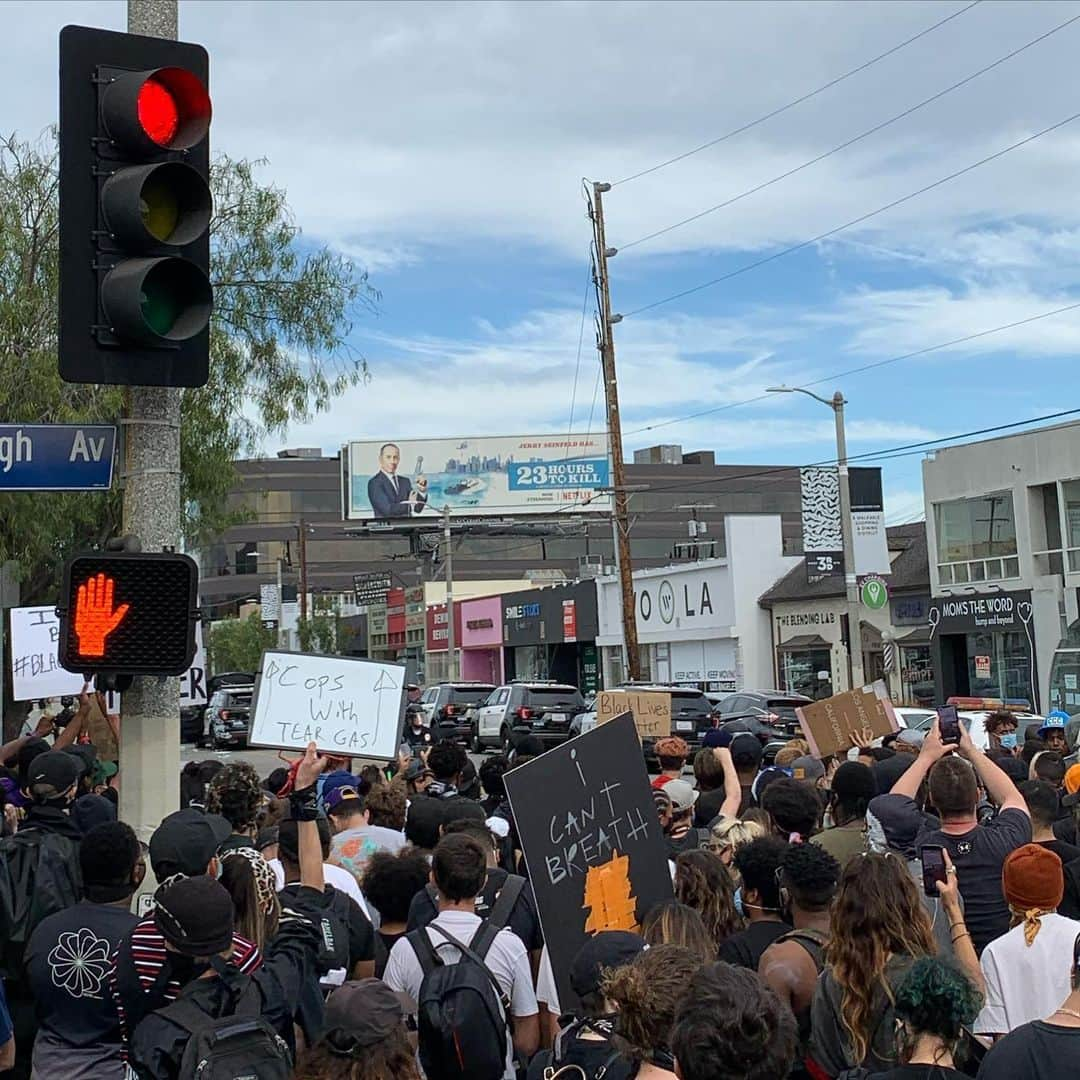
[861,577,888,610]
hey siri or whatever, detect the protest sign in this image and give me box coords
[505,712,673,1012]
[248,650,405,760]
[595,689,671,739]
[795,679,899,758]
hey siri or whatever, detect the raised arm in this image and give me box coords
[716,746,742,820]
[888,719,951,798]
[290,742,327,892]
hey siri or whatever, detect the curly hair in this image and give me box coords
[760,778,821,838]
[779,840,840,912]
[671,962,797,1080]
[365,782,406,831]
[603,944,702,1060]
[294,1026,420,1080]
[675,849,742,947]
[733,836,787,910]
[642,900,717,960]
[984,709,1017,736]
[825,853,937,1065]
[427,741,467,782]
[894,957,983,1053]
[362,848,432,925]
[205,762,263,831]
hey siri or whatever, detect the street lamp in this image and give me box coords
[767,385,865,689]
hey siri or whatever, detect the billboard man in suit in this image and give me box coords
[368,443,428,519]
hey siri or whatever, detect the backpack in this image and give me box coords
[424,874,526,932]
[409,921,513,1080]
[149,961,292,1080]
[0,829,82,978]
[539,1018,626,1080]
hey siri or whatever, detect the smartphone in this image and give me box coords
[937,704,960,745]
[921,845,947,898]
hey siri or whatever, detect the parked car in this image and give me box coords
[572,684,720,768]
[712,689,812,735]
[474,681,587,752]
[204,683,255,750]
[877,706,1043,751]
[186,671,254,747]
[418,682,497,745]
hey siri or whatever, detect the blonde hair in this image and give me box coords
[708,817,765,856]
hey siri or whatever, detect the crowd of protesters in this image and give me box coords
[0,695,1076,1079]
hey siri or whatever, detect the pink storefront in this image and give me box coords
[458,596,504,683]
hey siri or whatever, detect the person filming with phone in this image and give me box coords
[869,713,1032,955]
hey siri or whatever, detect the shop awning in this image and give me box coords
[894,627,932,646]
[778,634,830,650]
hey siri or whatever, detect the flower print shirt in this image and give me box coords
[26,899,138,1080]
[328,824,406,884]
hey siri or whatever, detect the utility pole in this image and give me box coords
[590,181,641,681]
[275,555,285,649]
[444,506,457,679]
[833,392,866,689]
[119,0,181,847]
[298,519,309,623]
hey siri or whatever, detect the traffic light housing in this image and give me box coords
[58,25,212,387]
[57,552,199,676]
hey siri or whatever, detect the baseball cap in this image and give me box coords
[62,744,97,778]
[149,808,232,878]
[664,779,699,813]
[324,978,407,1053]
[570,931,646,997]
[730,731,764,767]
[790,756,825,782]
[155,875,234,956]
[1040,712,1069,735]
[26,751,81,795]
[702,729,732,750]
[325,785,364,814]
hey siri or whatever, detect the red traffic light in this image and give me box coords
[103,66,211,154]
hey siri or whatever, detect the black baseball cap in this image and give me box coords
[570,931,646,997]
[26,751,81,794]
[155,875,234,956]
[149,808,232,877]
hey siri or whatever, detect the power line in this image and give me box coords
[564,254,593,450]
[611,0,984,187]
[626,297,1080,436]
[619,12,1080,251]
[624,107,1080,318]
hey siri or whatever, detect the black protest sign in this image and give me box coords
[504,712,673,1012]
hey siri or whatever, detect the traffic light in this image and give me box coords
[57,552,199,676]
[58,25,212,387]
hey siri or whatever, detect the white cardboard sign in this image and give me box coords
[248,650,406,761]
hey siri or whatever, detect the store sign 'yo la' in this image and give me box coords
[860,576,889,611]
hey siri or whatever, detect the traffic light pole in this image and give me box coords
[119,0,182,851]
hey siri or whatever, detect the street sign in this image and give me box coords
[353,572,392,606]
[860,576,889,610]
[0,425,115,490]
[260,583,280,621]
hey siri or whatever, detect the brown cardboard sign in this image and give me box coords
[795,680,899,759]
[596,690,671,739]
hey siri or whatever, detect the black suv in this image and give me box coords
[204,684,254,749]
[475,682,587,752]
[419,682,497,745]
[712,689,812,736]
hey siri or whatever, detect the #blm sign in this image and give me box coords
[795,679,899,759]
[595,689,671,740]
[505,713,673,1013]
[248,650,406,761]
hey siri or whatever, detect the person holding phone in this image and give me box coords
[869,718,1032,954]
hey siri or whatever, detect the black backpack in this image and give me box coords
[0,829,82,978]
[140,960,292,1080]
[409,922,513,1080]
[423,873,526,932]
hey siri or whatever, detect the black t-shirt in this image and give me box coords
[26,899,138,1047]
[526,1028,632,1080]
[278,882,374,969]
[1054,817,1078,845]
[856,1067,967,1080]
[406,867,543,951]
[374,929,406,978]
[976,1020,1080,1079]
[717,919,791,970]
[869,795,1031,953]
[694,788,727,828]
[1038,838,1080,865]
[1061,857,1080,920]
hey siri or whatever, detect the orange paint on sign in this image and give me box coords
[73,572,130,657]
[583,851,638,934]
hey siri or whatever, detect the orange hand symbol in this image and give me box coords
[74,573,130,658]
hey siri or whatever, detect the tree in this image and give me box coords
[296,595,354,655]
[207,613,277,675]
[0,132,377,602]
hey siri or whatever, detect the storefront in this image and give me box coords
[424,601,464,684]
[458,596,504,684]
[772,605,844,699]
[891,595,934,706]
[596,516,800,692]
[501,582,600,694]
[928,589,1039,708]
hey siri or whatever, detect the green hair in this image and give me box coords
[895,957,983,1042]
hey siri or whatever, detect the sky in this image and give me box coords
[8,0,1080,525]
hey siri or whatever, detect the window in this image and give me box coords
[934,494,1018,583]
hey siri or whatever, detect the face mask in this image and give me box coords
[999,732,1018,750]
[733,887,744,917]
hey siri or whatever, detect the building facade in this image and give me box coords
[922,420,1080,712]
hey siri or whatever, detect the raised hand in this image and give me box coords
[74,573,129,657]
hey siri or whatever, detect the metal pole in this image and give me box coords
[444,506,456,680]
[298,519,308,623]
[276,555,284,649]
[834,391,865,688]
[119,0,181,853]
[592,182,641,681]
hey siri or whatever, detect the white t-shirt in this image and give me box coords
[535,945,561,1016]
[384,908,538,1080]
[974,912,1080,1034]
[268,858,369,916]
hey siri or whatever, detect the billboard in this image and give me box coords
[344,434,611,522]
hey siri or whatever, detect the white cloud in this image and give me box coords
[885,487,927,524]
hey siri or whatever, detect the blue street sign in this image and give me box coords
[0,425,116,491]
